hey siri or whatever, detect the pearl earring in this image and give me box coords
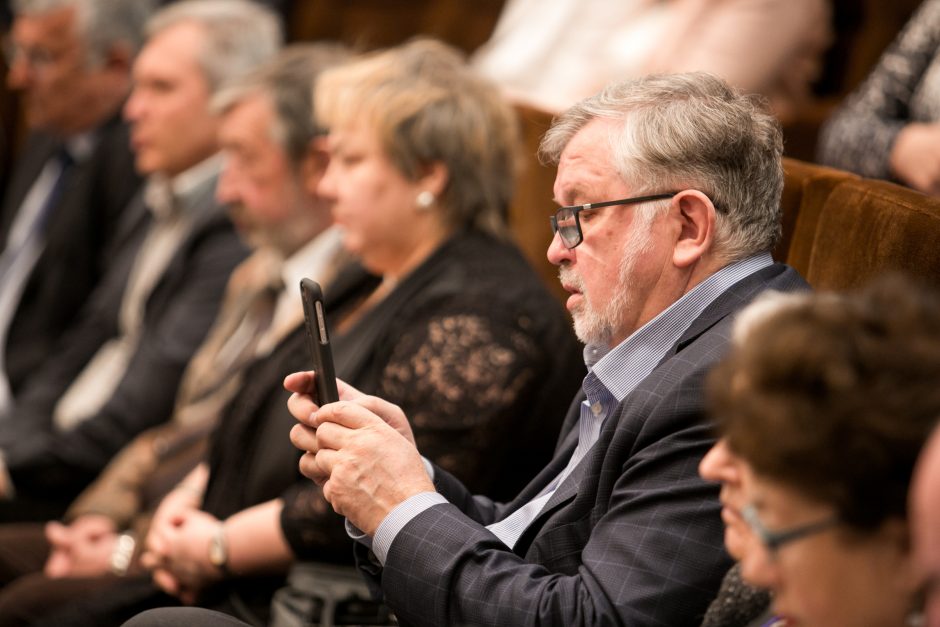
[415,190,435,211]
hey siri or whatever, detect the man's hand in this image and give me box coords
[44,514,118,578]
[285,372,416,440]
[288,389,434,536]
[890,122,940,196]
[285,372,418,486]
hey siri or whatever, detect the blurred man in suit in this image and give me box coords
[0,0,151,415]
[0,0,281,521]
[0,44,350,626]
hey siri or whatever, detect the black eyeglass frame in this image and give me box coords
[549,192,678,249]
[741,503,839,557]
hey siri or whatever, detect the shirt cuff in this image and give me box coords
[343,457,436,545]
[345,518,372,547]
[372,491,448,565]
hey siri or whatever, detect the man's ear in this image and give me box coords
[301,137,329,196]
[672,190,716,268]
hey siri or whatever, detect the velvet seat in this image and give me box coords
[787,173,940,289]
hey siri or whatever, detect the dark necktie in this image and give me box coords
[0,148,74,284]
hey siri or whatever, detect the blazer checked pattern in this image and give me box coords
[370,263,808,627]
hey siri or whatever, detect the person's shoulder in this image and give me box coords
[449,231,560,300]
[620,264,808,417]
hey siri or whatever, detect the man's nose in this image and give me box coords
[699,439,738,484]
[547,230,573,267]
[215,164,239,205]
[6,55,32,91]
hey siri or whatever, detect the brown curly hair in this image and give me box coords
[709,276,940,532]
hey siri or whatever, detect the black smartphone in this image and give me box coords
[300,278,339,405]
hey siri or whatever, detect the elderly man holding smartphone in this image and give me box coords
[285,72,810,627]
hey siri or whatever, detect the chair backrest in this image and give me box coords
[508,104,566,303]
[286,0,504,52]
[778,157,857,266]
[788,175,940,290]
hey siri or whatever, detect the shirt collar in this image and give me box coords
[589,252,773,402]
[143,153,224,221]
[63,129,98,163]
[280,226,345,293]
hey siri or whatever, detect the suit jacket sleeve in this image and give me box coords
[378,364,726,627]
[0,229,132,448]
[3,217,246,495]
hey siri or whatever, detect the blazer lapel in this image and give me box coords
[0,134,58,241]
[143,176,227,311]
[510,401,607,555]
[663,263,795,360]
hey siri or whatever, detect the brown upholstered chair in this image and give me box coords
[286,0,504,53]
[778,157,857,264]
[508,104,565,303]
[787,175,940,290]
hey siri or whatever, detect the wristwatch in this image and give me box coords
[208,523,229,574]
[109,532,136,577]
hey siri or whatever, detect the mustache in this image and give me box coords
[559,266,583,291]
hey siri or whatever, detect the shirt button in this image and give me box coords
[591,402,603,416]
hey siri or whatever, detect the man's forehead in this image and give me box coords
[225,93,274,124]
[14,4,78,44]
[560,118,619,159]
[554,120,625,201]
[140,21,205,64]
[134,28,204,83]
[219,96,275,144]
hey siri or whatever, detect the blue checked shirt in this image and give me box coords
[361,253,773,563]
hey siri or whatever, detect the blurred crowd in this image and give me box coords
[0,1,937,627]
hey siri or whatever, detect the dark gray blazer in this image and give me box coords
[371,263,808,627]
[0,116,142,397]
[0,178,248,509]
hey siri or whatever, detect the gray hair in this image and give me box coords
[13,0,154,67]
[146,0,282,95]
[212,43,351,165]
[540,72,784,263]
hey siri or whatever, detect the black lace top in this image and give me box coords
[818,0,940,179]
[278,229,585,560]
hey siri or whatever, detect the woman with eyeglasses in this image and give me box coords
[699,278,940,627]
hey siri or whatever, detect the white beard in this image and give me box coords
[560,217,654,347]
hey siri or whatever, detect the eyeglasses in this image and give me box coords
[741,503,839,557]
[1,38,69,72]
[549,193,677,249]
